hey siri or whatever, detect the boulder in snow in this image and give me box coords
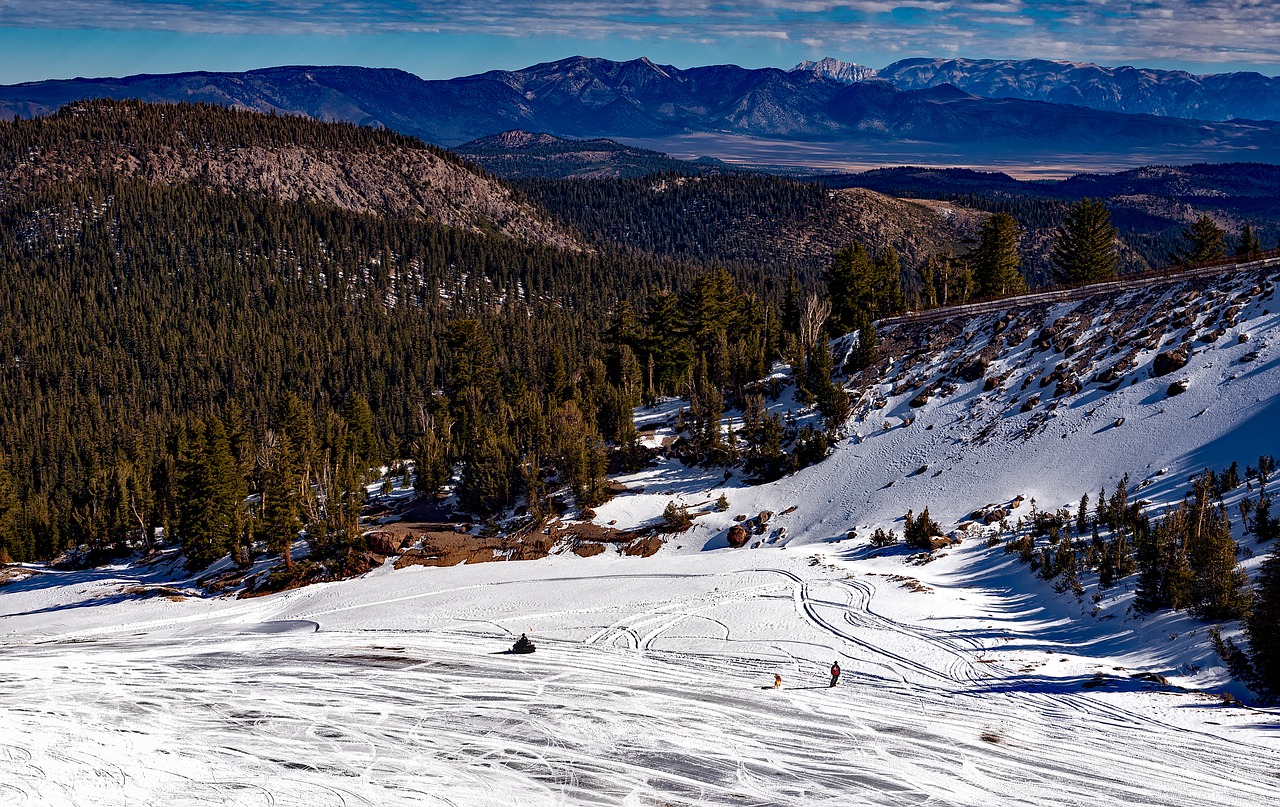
[959,357,989,382]
[1152,348,1188,377]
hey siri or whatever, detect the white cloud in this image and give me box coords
[1,1,1279,69]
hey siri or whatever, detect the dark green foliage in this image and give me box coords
[870,527,897,548]
[662,500,692,532]
[0,148,795,561]
[1173,215,1227,265]
[903,508,942,551]
[413,418,452,497]
[0,453,16,563]
[825,243,906,333]
[791,426,829,470]
[844,315,878,374]
[1250,495,1279,543]
[1249,455,1275,495]
[176,417,241,571]
[972,212,1026,298]
[516,172,847,273]
[1051,199,1119,284]
[1131,472,1248,619]
[458,425,515,515]
[1236,223,1263,258]
[1214,535,1280,703]
[740,395,788,482]
[1244,541,1280,698]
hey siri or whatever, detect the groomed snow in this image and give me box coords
[2,540,1277,806]
[4,270,1280,805]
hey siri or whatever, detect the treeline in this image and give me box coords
[990,458,1280,700]
[0,167,804,564]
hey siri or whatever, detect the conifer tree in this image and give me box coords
[177,418,240,571]
[1244,541,1280,698]
[1051,199,1119,284]
[340,394,379,478]
[782,270,803,338]
[1186,473,1249,619]
[844,314,877,373]
[874,248,907,317]
[903,508,942,550]
[1236,223,1263,258]
[413,424,451,497]
[972,212,1026,298]
[262,430,302,569]
[917,255,938,309]
[1173,215,1226,266]
[0,453,18,563]
[458,423,512,515]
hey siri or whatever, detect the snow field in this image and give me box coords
[2,545,1278,806]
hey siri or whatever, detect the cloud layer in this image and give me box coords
[2,1,1280,69]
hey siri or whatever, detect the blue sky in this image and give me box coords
[1,2,1278,84]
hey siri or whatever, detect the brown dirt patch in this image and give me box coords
[394,518,654,569]
[0,566,40,586]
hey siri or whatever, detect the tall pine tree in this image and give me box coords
[1051,199,1119,284]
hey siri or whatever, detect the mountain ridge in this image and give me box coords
[791,56,1280,122]
[5,57,1280,163]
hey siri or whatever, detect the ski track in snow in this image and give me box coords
[3,549,1278,807]
[7,271,1280,804]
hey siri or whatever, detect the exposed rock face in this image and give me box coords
[790,58,878,85]
[366,531,407,555]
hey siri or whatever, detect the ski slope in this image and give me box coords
[2,542,1277,806]
[4,267,1280,805]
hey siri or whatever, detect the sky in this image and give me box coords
[0,1,1278,84]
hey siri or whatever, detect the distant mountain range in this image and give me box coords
[5,56,1280,164]
[790,57,1280,122]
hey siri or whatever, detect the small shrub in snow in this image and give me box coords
[662,501,692,533]
[870,528,898,548]
[903,508,943,551]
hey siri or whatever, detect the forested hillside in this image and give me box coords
[825,165,1280,283]
[0,104,796,573]
[518,173,984,278]
[4,100,1267,583]
[0,99,581,250]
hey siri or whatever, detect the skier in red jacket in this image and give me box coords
[829,661,842,687]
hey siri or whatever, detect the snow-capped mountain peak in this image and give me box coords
[791,57,878,84]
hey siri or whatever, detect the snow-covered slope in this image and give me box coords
[599,267,1280,544]
[3,267,1279,805]
[3,539,1278,806]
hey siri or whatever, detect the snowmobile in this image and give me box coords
[510,634,536,654]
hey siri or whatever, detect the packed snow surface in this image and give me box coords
[5,269,1280,804]
[2,542,1277,806]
